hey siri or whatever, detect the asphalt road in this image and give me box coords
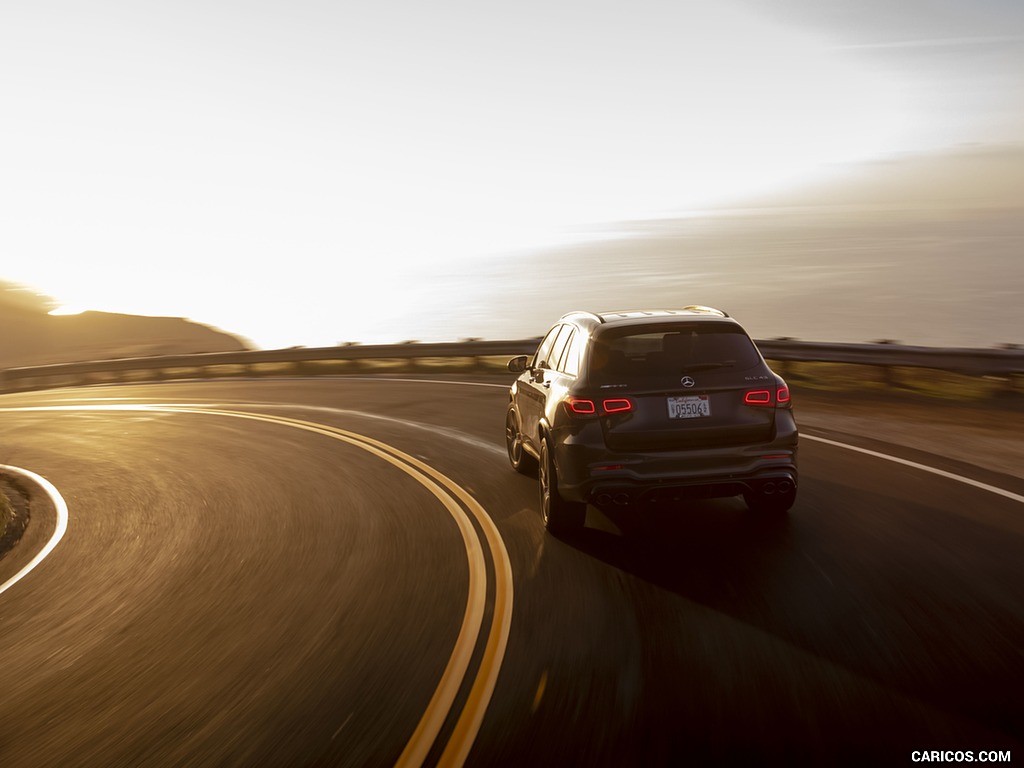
[1,377,1022,767]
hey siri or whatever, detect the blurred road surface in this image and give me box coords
[0,378,1021,766]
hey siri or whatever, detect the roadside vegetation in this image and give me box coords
[0,482,12,541]
[772,360,1021,407]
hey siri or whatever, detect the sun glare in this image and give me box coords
[47,305,88,316]
[3,2,926,348]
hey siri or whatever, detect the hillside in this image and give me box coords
[0,283,251,368]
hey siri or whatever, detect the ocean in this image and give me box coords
[387,205,1023,349]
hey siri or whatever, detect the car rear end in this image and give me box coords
[550,319,798,511]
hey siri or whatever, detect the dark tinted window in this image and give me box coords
[587,323,761,382]
[548,324,574,372]
[533,325,562,369]
[559,329,580,376]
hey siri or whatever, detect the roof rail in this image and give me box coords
[559,310,605,324]
[680,305,729,317]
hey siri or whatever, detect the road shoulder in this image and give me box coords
[0,474,31,564]
[793,389,1024,482]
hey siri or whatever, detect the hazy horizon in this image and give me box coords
[2,1,1022,349]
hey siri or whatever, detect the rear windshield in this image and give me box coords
[586,323,762,382]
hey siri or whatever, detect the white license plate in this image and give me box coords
[667,395,711,419]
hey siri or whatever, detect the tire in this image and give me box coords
[539,439,585,535]
[505,405,537,475]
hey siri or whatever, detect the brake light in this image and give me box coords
[565,397,596,414]
[744,390,772,405]
[602,398,633,413]
[744,384,792,407]
[564,397,633,416]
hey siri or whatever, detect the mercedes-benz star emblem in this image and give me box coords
[681,376,696,388]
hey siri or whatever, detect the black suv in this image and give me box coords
[505,308,798,533]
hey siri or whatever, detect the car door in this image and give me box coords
[541,326,580,427]
[517,325,562,455]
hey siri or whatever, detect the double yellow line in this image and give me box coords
[151,406,514,767]
[2,402,514,763]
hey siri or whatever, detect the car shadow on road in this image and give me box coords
[554,489,1024,753]
[566,498,795,612]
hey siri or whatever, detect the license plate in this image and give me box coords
[667,395,711,419]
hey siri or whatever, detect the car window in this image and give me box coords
[587,323,761,382]
[547,325,574,373]
[558,329,580,376]
[533,325,562,369]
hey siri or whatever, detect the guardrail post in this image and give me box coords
[992,345,1022,402]
[873,340,900,388]
[762,339,794,379]
[994,373,1022,402]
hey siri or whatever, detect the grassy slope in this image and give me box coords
[0,481,12,541]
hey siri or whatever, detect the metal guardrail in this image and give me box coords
[0,340,540,393]
[753,340,1024,377]
[0,338,1021,395]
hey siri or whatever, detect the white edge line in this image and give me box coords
[342,380,1024,505]
[336,376,509,389]
[355,378,1024,507]
[803,435,1024,504]
[0,465,70,596]
[7,383,1021,505]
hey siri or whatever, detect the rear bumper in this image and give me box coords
[552,424,799,507]
[583,469,797,509]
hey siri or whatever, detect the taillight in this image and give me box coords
[602,398,633,413]
[565,397,596,415]
[744,390,772,405]
[564,397,634,416]
[744,383,791,407]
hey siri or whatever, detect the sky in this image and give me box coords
[2,0,1022,348]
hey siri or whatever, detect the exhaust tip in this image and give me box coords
[595,493,612,507]
[777,480,793,494]
[613,493,630,506]
[762,482,777,496]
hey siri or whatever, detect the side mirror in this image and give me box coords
[507,355,529,373]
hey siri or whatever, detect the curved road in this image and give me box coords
[0,377,1022,766]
